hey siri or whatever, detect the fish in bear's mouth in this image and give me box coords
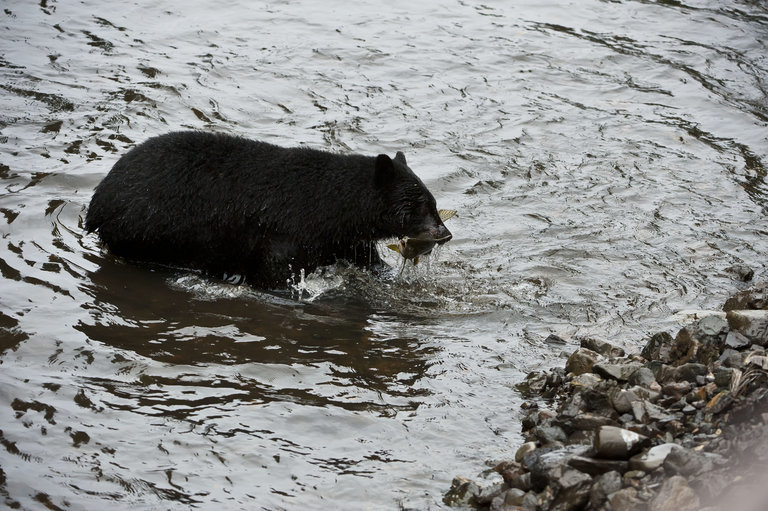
[387,209,456,266]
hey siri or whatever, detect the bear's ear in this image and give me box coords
[375,154,395,187]
[394,151,407,165]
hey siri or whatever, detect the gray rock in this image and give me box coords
[581,384,621,418]
[628,367,656,388]
[611,388,642,414]
[607,487,641,510]
[519,371,548,396]
[628,443,682,472]
[535,425,568,445]
[589,470,622,508]
[674,363,708,383]
[565,348,601,376]
[593,426,649,460]
[443,476,480,507]
[697,314,730,337]
[490,488,526,510]
[476,482,505,506]
[521,491,538,510]
[569,412,618,431]
[570,372,602,387]
[593,362,643,382]
[515,442,537,463]
[622,469,646,480]
[673,316,728,365]
[631,400,677,423]
[507,472,531,492]
[566,430,593,445]
[727,309,768,345]
[713,366,735,388]
[549,468,592,511]
[580,337,625,358]
[662,381,692,399]
[641,331,675,362]
[655,363,678,384]
[527,445,590,492]
[663,447,726,477]
[725,330,752,349]
[718,348,747,368]
[649,475,699,511]
[521,409,540,431]
[559,393,587,419]
[568,455,628,476]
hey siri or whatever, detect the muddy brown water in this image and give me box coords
[1,1,766,509]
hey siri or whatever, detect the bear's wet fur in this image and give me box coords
[85,131,451,288]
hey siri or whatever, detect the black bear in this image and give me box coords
[85,131,452,288]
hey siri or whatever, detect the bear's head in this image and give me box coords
[375,152,452,246]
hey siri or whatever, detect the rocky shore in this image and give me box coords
[445,283,768,511]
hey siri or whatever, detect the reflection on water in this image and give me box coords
[1,0,767,509]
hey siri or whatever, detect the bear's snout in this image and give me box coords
[435,224,452,244]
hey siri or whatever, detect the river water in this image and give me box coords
[1,0,766,509]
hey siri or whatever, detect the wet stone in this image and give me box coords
[444,476,480,507]
[515,442,537,463]
[594,426,649,460]
[521,491,538,510]
[662,381,692,399]
[490,488,526,510]
[663,447,726,477]
[607,487,641,511]
[566,430,593,445]
[580,337,625,358]
[507,472,531,492]
[565,347,601,376]
[534,425,568,446]
[719,348,748,368]
[549,468,592,511]
[726,309,768,345]
[713,366,735,388]
[581,385,621,418]
[570,372,601,388]
[476,482,505,506]
[675,315,728,366]
[569,412,618,431]
[521,409,539,431]
[628,443,682,472]
[632,400,677,423]
[527,445,590,492]
[725,330,752,349]
[589,470,622,508]
[628,366,656,388]
[611,388,642,414]
[568,455,628,476]
[641,331,675,363]
[649,475,699,511]
[673,363,708,383]
[559,393,586,419]
[593,362,643,382]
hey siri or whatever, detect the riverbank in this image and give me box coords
[445,282,768,511]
